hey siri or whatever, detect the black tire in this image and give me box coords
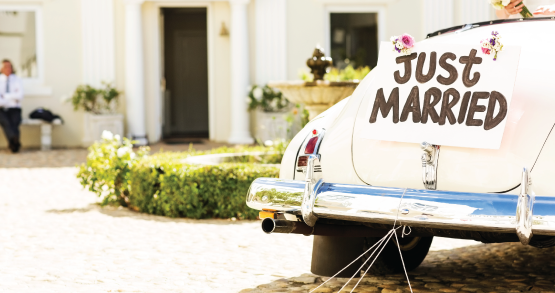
[310,236,364,277]
[362,236,433,275]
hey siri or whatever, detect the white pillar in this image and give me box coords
[81,0,115,88]
[228,0,254,144]
[459,0,492,24]
[423,0,454,38]
[123,0,148,145]
[255,0,286,85]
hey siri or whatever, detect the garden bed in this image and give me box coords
[77,133,284,219]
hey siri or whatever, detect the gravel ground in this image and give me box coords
[0,150,553,292]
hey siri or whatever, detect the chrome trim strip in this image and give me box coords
[246,177,555,236]
[516,168,535,244]
[301,156,320,226]
[297,128,326,227]
[421,142,440,190]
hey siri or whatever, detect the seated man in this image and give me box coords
[0,59,23,153]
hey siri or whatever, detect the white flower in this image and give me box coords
[114,134,121,141]
[390,35,398,42]
[117,146,131,157]
[501,0,510,6]
[395,41,404,50]
[400,48,412,56]
[253,87,263,100]
[271,99,279,109]
[102,130,114,140]
[264,140,274,147]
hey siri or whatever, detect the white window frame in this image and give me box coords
[323,5,387,63]
[0,5,51,96]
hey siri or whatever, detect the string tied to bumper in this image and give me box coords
[310,188,414,293]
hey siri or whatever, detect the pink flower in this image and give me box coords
[481,47,491,55]
[399,34,415,48]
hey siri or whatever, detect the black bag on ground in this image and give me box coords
[29,108,63,123]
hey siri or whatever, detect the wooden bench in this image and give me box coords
[21,118,63,151]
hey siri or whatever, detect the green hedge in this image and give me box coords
[77,133,282,219]
[128,158,278,219]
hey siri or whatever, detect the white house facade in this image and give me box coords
[0,0,494,148]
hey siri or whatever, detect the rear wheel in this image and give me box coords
[310,235,433,277]
[310,236,364,277]
[361,236,433,274]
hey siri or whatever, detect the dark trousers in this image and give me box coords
[0,108,21,143]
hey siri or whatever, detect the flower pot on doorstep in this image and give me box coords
[82,113,124,147]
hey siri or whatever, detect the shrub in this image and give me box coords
[247,84,290,112]
[299,65,371,82]
[129,160,278,219]
[69,82,121,114]
[325,65,371,82]
[77,131,149,206]
[77,134,283,219]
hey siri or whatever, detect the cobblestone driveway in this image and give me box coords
[1,151,555,292]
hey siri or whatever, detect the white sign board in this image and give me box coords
[360,41,521,149]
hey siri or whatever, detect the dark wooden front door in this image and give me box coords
[163,8,208,138]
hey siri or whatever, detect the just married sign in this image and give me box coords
[360,41,521,149]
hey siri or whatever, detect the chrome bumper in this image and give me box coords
[246,169,555,244]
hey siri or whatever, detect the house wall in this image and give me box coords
[0,0,83,148]
[212,1,232,142]
[284,0,423,81]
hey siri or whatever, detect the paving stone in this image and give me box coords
[290,277,317,284]
[438,288,459,292]
[425,283,446,289]
[311,287,333,293]
[381,289,403,293]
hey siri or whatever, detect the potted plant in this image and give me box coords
[247,85,307,143]
[69,83,124,146]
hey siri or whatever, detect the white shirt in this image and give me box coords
[0,74,23,108]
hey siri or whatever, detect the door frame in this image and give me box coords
[322,5,386,61]
[149,1,215,140]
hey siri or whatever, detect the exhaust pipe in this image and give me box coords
[261,218,304,234]
[261,218,393,237]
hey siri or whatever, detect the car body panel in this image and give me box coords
[350,20,555,194]
[318,73,373,186]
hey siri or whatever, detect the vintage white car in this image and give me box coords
[246,18,555,277]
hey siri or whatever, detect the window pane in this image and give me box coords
[0,11,37,78]
[330,13,378,69]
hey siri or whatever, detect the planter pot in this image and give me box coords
[253,110,301,143]
[82,113,124,146]
[268,80,359,120]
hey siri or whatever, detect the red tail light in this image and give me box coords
[305,137,318,154]
[297,156,308,167]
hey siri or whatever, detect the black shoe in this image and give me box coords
[9,138,20,153]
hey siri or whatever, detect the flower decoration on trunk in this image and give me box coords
[480,31,504,61]
[390,33,415,56]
